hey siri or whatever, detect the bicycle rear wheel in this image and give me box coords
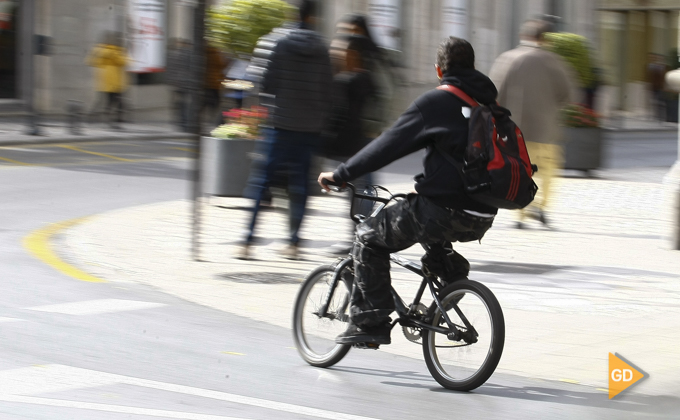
[292,265,352,367]
[422,279,505,391]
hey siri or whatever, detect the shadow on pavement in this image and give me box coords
[335,365,678,415]
[471,383,679,415]
[473,262,570,275]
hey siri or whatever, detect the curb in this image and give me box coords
[0,132,194,147]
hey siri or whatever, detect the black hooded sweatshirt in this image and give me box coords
[333,68,499,214]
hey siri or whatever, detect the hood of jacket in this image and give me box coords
[441,68,498,105]
[282,29,327,57]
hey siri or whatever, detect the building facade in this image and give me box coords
[1,0,209,121]
[8,0,671,123]
[316,0,598,120]
[597,0,680,118]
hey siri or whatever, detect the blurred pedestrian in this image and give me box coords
[324,34,376,255]
[87,32,129,129]
[647,53,668,121]
[238,0,333,260]
[204,44,228,129]
[166,38,192,131]
[335,14,393,139]
[489,19,573,229]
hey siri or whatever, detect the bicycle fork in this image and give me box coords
[424,276,477,343]
[316,258,353,320]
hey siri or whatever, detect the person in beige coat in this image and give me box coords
[489,19,573,228]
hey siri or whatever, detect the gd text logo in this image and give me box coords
[609,353,648,399]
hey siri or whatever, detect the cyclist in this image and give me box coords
[318,37,498,346]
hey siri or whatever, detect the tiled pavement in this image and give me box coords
[59,175,680,397]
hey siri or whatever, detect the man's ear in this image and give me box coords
[435,64,443,80]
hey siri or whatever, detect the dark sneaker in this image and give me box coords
[335,324,391,345]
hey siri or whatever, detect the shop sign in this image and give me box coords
[442,0,468,39]
[127,0,166,73]
[368,0,401,50]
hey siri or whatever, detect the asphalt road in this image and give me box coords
[0,140,677,419]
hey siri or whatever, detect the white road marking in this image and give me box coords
[0,395,250,420]
[0,365,381,420]
[0,147,54,153]
[0,317,23,323]
[0,365,118,395]
[26,299,166,315]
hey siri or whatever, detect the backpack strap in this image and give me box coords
[433,84,474,172]
[436,84,479,108]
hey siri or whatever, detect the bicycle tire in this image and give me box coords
[292,265,352,368]
[422,279,505,391]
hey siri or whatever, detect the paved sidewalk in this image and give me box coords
[0,121,192,146]
[0,114,676,147]
[57,172,680,397]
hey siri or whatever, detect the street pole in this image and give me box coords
[662,12,680,250]
[190,0,206,261]
[21,0,39,135]
[664,69,680,250]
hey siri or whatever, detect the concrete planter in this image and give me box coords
[563,127,603,171]
[200,136,257,197]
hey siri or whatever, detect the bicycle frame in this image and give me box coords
[317,182,477,343]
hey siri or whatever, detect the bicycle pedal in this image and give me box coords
[352,342,380,350]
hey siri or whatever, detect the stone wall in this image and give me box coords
[28,0,597,122]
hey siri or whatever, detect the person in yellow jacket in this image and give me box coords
[87,33,129,128]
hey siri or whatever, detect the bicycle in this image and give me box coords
[291,181,505,391]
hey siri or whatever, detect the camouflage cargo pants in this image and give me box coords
[349,193,494,327]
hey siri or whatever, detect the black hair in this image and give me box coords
[299,0,316,22]
[330,34,369,69]
[340,14,374,43]
[436,37,475,73]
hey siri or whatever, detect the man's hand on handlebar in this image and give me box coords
[318,172,342,192]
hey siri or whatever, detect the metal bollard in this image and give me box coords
[67,100,84,135]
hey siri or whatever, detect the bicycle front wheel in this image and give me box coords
[292,265,352,368]
[422,279,505,391]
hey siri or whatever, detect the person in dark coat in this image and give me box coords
[239,0,333,260]
[166,38,192,131]
[324,34,376,254]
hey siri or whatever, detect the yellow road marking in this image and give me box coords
[59,145,134,162]
[559,379,579,384]
[221,352,245,356]
[23,218,106,283]
[596,388,608,393]
[0,157,187,169]
[0,156,34,166]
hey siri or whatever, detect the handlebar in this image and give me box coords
[321,178,347,191]
[321,181,402,223]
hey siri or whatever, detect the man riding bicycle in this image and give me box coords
[318,37,498,346]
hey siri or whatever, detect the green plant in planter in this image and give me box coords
[206,0,295,56]
[561,104,600,128]
[543,32,595,90]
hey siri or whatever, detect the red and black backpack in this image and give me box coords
[435,84,538,210]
